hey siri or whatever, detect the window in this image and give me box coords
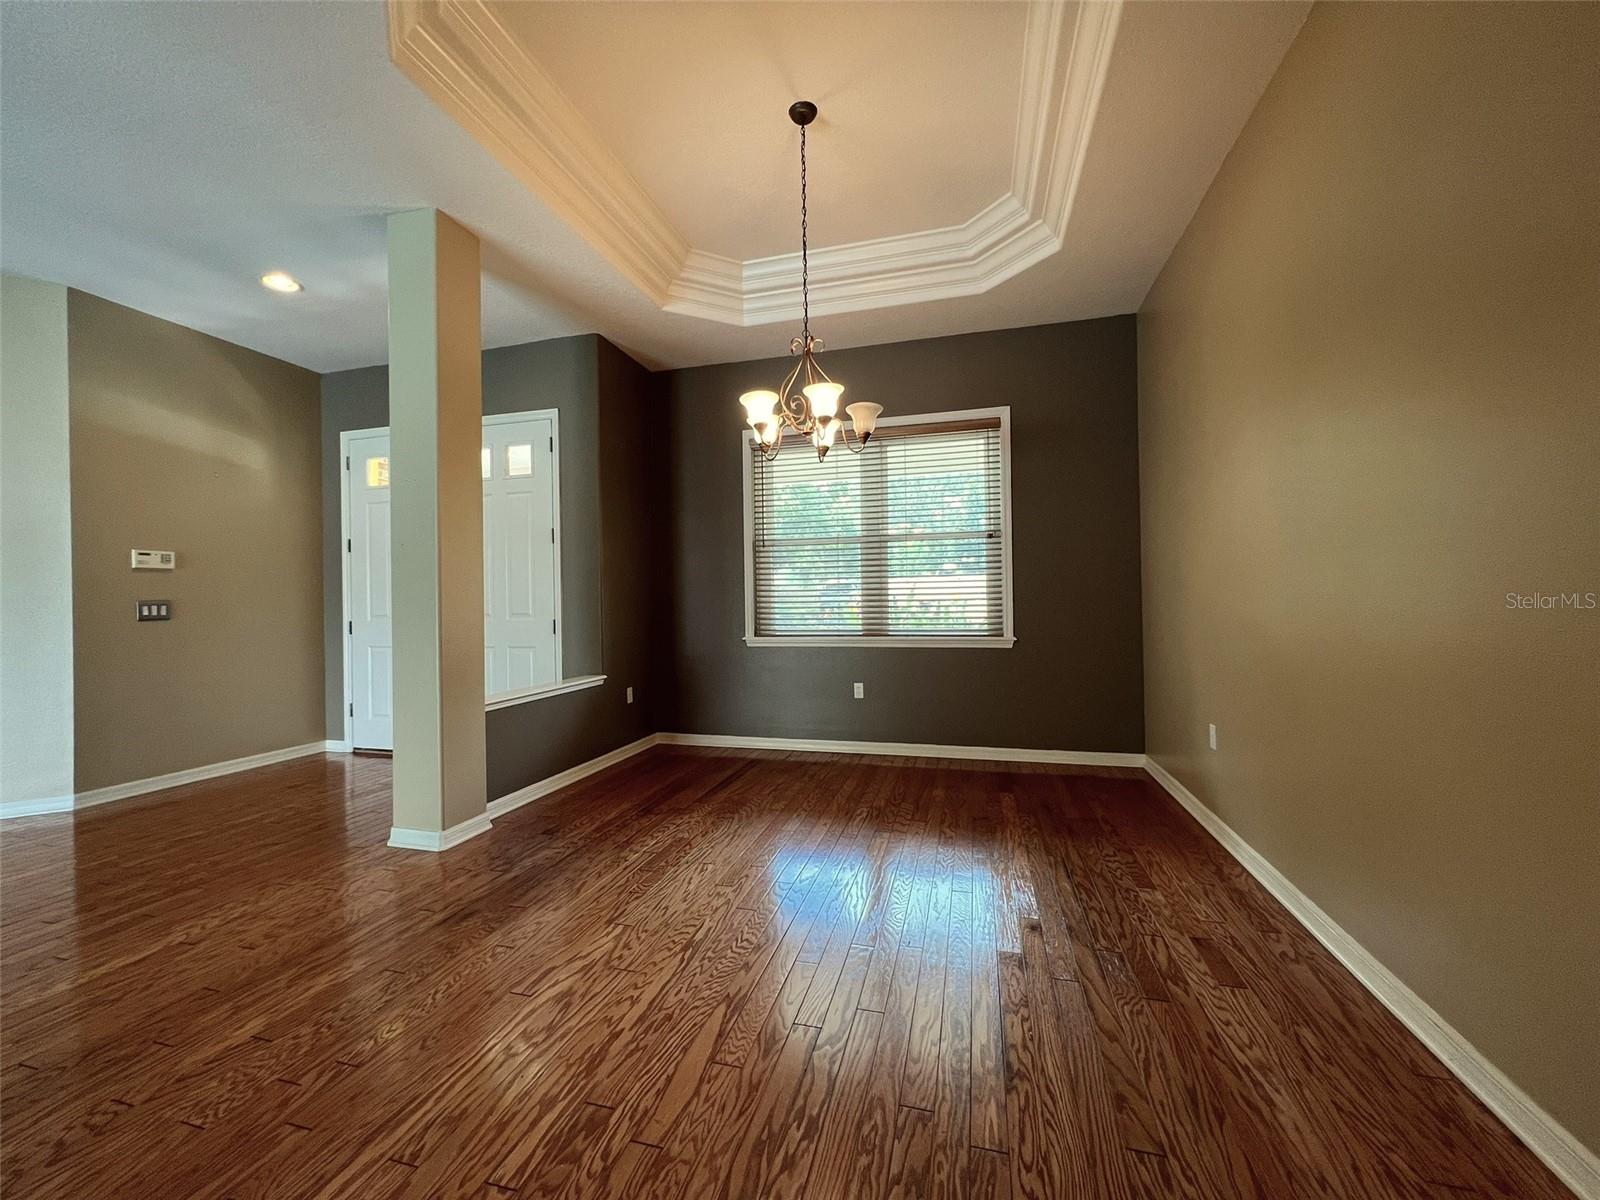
[506,443,533,477]
[744,408,1013,646]
[365,456,389,489]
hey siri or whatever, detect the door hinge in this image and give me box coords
[550,528,556,544]
[346,538,352,553]
[348,620,353,635]
[549,436,553,452]
[552,619,557,634]
[348,702,354,717]
[345,455,350,470]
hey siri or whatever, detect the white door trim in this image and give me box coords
[339,410,563,750]
[482,409,563,692]
[338,424,387,752]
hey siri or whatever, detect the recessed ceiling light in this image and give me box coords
[260,271,302,294]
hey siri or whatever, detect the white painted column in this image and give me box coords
[385,210,488,849]
[0,274,75,818]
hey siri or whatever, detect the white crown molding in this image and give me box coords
[1144,758,1600,1200]
[386,0,1122,326]
[387,0,688,302]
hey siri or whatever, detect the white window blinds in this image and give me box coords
[747,413,1011,642]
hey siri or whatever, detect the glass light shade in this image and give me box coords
[846,401,882,439]
[756,417,780,447]
[803,381,844,419]
[739,389,780,429]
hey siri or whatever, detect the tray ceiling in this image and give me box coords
[0,1,1310,371]
[390,0,1124,327]
[493,2,1030,263]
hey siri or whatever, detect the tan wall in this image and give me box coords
[69,291,325,791]
[1139,0,1599,1157]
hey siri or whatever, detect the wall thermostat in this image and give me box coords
[131,549,175,570]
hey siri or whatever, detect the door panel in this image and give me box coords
[346,414,560,752]
[483,416,558,697]
[348,432,393,750]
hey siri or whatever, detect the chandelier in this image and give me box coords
[739,101,883,461]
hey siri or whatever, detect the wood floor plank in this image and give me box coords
[0,748,1571,1200]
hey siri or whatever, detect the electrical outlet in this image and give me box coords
[626,686,634,705]
[1208,723,1218,751]
[853,682,864,700]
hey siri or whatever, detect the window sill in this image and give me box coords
[743,636,1015,649]
[485,674,606,711]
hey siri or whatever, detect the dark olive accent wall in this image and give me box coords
[319,334,657,800]
[485,339,662,798]
[656,317,1144,752]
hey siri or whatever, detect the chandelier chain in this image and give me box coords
[739,101,879,463]
[799,122,809,341]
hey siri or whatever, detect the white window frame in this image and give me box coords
[337,409,572,752]
[741,405,1015,649]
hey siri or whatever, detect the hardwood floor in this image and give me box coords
[0,747,1571,1199]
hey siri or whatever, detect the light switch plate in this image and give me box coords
[136,600,172,621]
[132,549,176,570]
[853,682,865,699]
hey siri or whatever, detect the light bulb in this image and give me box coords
[803,381,843,419]
[812,417,840,459]
[739,389,780,429]
[260,270,303,294]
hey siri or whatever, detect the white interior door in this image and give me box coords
[347,432,393,750]
[483,416,559,695]
[345,413,560,751]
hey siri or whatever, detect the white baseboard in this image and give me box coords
[323,739,352,753]
[0,794,76,819]
[1143,758,1599,1200]
[387,811,493,852]
[656,732,1144,768]
[487,734,661,819]
[11,741,331,819]
[386,732,661,850]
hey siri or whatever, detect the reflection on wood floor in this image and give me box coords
[0,747,1569,1198]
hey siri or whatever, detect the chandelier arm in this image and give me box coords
[777,358,807,431]
[782,394,810,432]
[840,423,868,454]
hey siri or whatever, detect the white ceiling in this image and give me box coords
[495,2,1031,261]
[0,1,1309,373]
